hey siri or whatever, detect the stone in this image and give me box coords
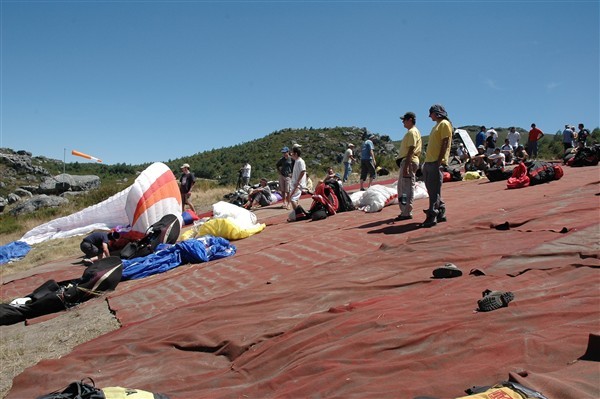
[9,195,69,216]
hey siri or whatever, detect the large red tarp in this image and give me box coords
[2,166,599,399]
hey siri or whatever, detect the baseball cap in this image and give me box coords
[281,146,289,153]
[348,143,355,147]
[293,143,302,148]
[477,145,485,150]
[400,112,416,121]
[181,163,190,169]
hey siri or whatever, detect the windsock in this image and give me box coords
[72,150,102,163]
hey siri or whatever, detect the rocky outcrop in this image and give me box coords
[9,195,69,216]
[38,174,101,195]
[0,151,50,176]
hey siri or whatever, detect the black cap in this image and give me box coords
[400,112,416,122]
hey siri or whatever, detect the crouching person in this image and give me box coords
[80,231,120,266]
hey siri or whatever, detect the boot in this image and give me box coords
[437,207,447,223]
[421,211,437,228]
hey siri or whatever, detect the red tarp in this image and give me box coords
[3,166,599,399]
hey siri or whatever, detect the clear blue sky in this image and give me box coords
[1,1,598,165]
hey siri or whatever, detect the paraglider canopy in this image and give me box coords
[20,162,182,245]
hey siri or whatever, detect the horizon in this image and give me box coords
[1,1,598,165]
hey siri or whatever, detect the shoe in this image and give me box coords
[360,188,365,191]
[437,208,447,223]
[83,258,94,266]
[421,214,437,228]
[394,214,413,221]
[432,263,462,278]
[477,289,515,312]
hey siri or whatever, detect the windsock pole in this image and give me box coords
[72,149,102,163]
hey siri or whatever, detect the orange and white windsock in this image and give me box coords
[72,149,102,163]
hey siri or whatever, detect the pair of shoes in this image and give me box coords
[83,258,94,266]
[477,289,515,312]
[394,214,413,221]
[422,208,446,223]
[432,263,462,278]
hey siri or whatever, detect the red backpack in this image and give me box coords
[506,162,530,189]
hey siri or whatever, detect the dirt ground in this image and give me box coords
[0,290,121,397]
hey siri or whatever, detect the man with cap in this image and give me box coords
[179,163,196,214]
[422,104,453,228]
[342,143,356,183]
[395,112,422,221]
[276,146,294,209]
[360,133,377,191]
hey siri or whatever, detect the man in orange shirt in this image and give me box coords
[527,123,544,159]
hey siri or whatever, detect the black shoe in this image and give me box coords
[432,263,462,278]
[477,290,515,312]
[421,216,437,228]
[436,208,447,223]
[394,214,413,221]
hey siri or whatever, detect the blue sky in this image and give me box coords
[1,1,598,165]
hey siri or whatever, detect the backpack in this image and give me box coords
[309,183,338,216]
[485,167,513,182]
[324,181,355,212]
[570,145,600,167]
[36,378,104,399]
[526,160,555,185]
[120,214,180,260]
[507,162,530,189]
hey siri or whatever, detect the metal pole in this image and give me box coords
[63,148,66,174]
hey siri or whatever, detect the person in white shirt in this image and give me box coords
[290,146,307,209]
[239,162,251,188]
[500,139,514,164]
[488,147,506,168]
[507,127,520,149]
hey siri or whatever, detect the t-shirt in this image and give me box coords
[501,144,513,154]
[486,129,498,142]
[562,128,574,143]
[488,152,506,167]
[529,127,543,142]
[476,131,486,147]
[398,127,422,163]
[361,140,374,160]
[241,163,251,178]
[507,131,520,148]
[342,148,354,163]
[83,232,109,248]
[424,119,453,164]
[291,157,307,190]
[179,172,196,194]
[276,156,293,177]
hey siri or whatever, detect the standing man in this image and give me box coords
[486,127,498,145]
[476,126,486,148]
[562,124,575,152]
[359,134,377,191]
[527,123,544,159]
[342,143,356,183]
[395,112,422,221]
[577,123,590,147]
[179,163,196,214]
[276,146,294,210]
[422,104,453,228]
[290,146,307,210]
[239,161,251,188]
[507,127,520,151]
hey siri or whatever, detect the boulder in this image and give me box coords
[9,195,69,216]
[7,193,20,204]
[14,188,33,198]
[38,174,100,194]
[0,152,50,175]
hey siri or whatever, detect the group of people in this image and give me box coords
[562,123,590,152]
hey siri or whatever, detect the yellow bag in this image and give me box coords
[102,386,168,398]
[464,171,483,180]
[197,218,265,240]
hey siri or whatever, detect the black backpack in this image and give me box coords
[120,214,180,259]
[36,378,104,399]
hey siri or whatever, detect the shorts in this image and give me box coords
[80,241,100,258]
[278,175,291,194]
[360,159,376,181]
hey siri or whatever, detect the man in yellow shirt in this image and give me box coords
[422,104,453,228]
[395,112,422,221]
